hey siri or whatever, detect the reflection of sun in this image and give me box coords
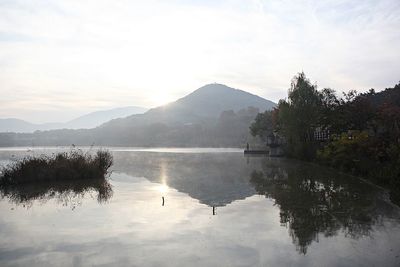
[158,184,169,194]
[156,161,169,194]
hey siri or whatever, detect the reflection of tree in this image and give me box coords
[0,179,112,209]
[250,161,382,254]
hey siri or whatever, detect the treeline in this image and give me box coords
[250,72,400,204]
[0,107,260,147]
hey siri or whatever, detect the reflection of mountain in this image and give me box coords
[0,178,113,209]
[112,152,259,207]
[113,151,400,255]
[249,158,400,254]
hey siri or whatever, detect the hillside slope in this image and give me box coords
[0,106,147,133]
[0,84,276,147]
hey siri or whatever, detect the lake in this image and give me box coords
[0,147,399,266]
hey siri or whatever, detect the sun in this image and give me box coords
[151,92,175,107]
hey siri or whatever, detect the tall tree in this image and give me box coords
[277,72,322,159]
[249,110,275,140]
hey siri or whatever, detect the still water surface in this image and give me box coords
[0,147,399,266]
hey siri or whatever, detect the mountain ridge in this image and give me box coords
[0,106,147,133]
[146,83,274,118]
[101,83,276,129]
[0,83,276,147]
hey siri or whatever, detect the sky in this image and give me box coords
[0,0,399,123]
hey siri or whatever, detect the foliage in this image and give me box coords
[250,73,400,205]
[250,72,325,158]
[0,149,113,185]
[249,110,275,140]
[317,131,376,175]
[317,132,400,204]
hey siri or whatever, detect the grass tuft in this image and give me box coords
[0,149,113,185]
[0,149,114,207]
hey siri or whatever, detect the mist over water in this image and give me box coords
[1,1,400,265]
[0,148,399,266]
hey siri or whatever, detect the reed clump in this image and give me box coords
[0,149,113,186]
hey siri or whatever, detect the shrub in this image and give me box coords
[317,132,400,206]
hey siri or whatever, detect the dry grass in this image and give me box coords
[0,149,113,185]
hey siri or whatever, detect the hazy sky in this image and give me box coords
[1,0,399,123]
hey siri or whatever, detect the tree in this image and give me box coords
[277,72,322,159]
[319,88,340,131]
[249,110,275,140]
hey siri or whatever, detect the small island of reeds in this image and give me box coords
[0,149,114,207]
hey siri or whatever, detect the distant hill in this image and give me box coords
[0,84,276,147]
[0,118,43,133]
[92,83,276,146]
[0,106,147,133]
[64,106,148,129]
[149,83,275,118]
[102,83,275,127]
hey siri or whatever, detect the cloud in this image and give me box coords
[0,0,399,122]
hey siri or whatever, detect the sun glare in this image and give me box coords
[157,184,169,194]
[151,93,175,107]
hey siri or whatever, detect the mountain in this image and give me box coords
[64,106,148,129]
[0,84,276,147]
[148,83,275,118]
[103,83,275,127]
[0,106,147,133]
[0,118,42,133]
[92,84,276,146]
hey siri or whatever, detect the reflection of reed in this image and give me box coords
[0,178,113,209]
[0,149,114,209]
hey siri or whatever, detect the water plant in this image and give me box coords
[0,149,113,185]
